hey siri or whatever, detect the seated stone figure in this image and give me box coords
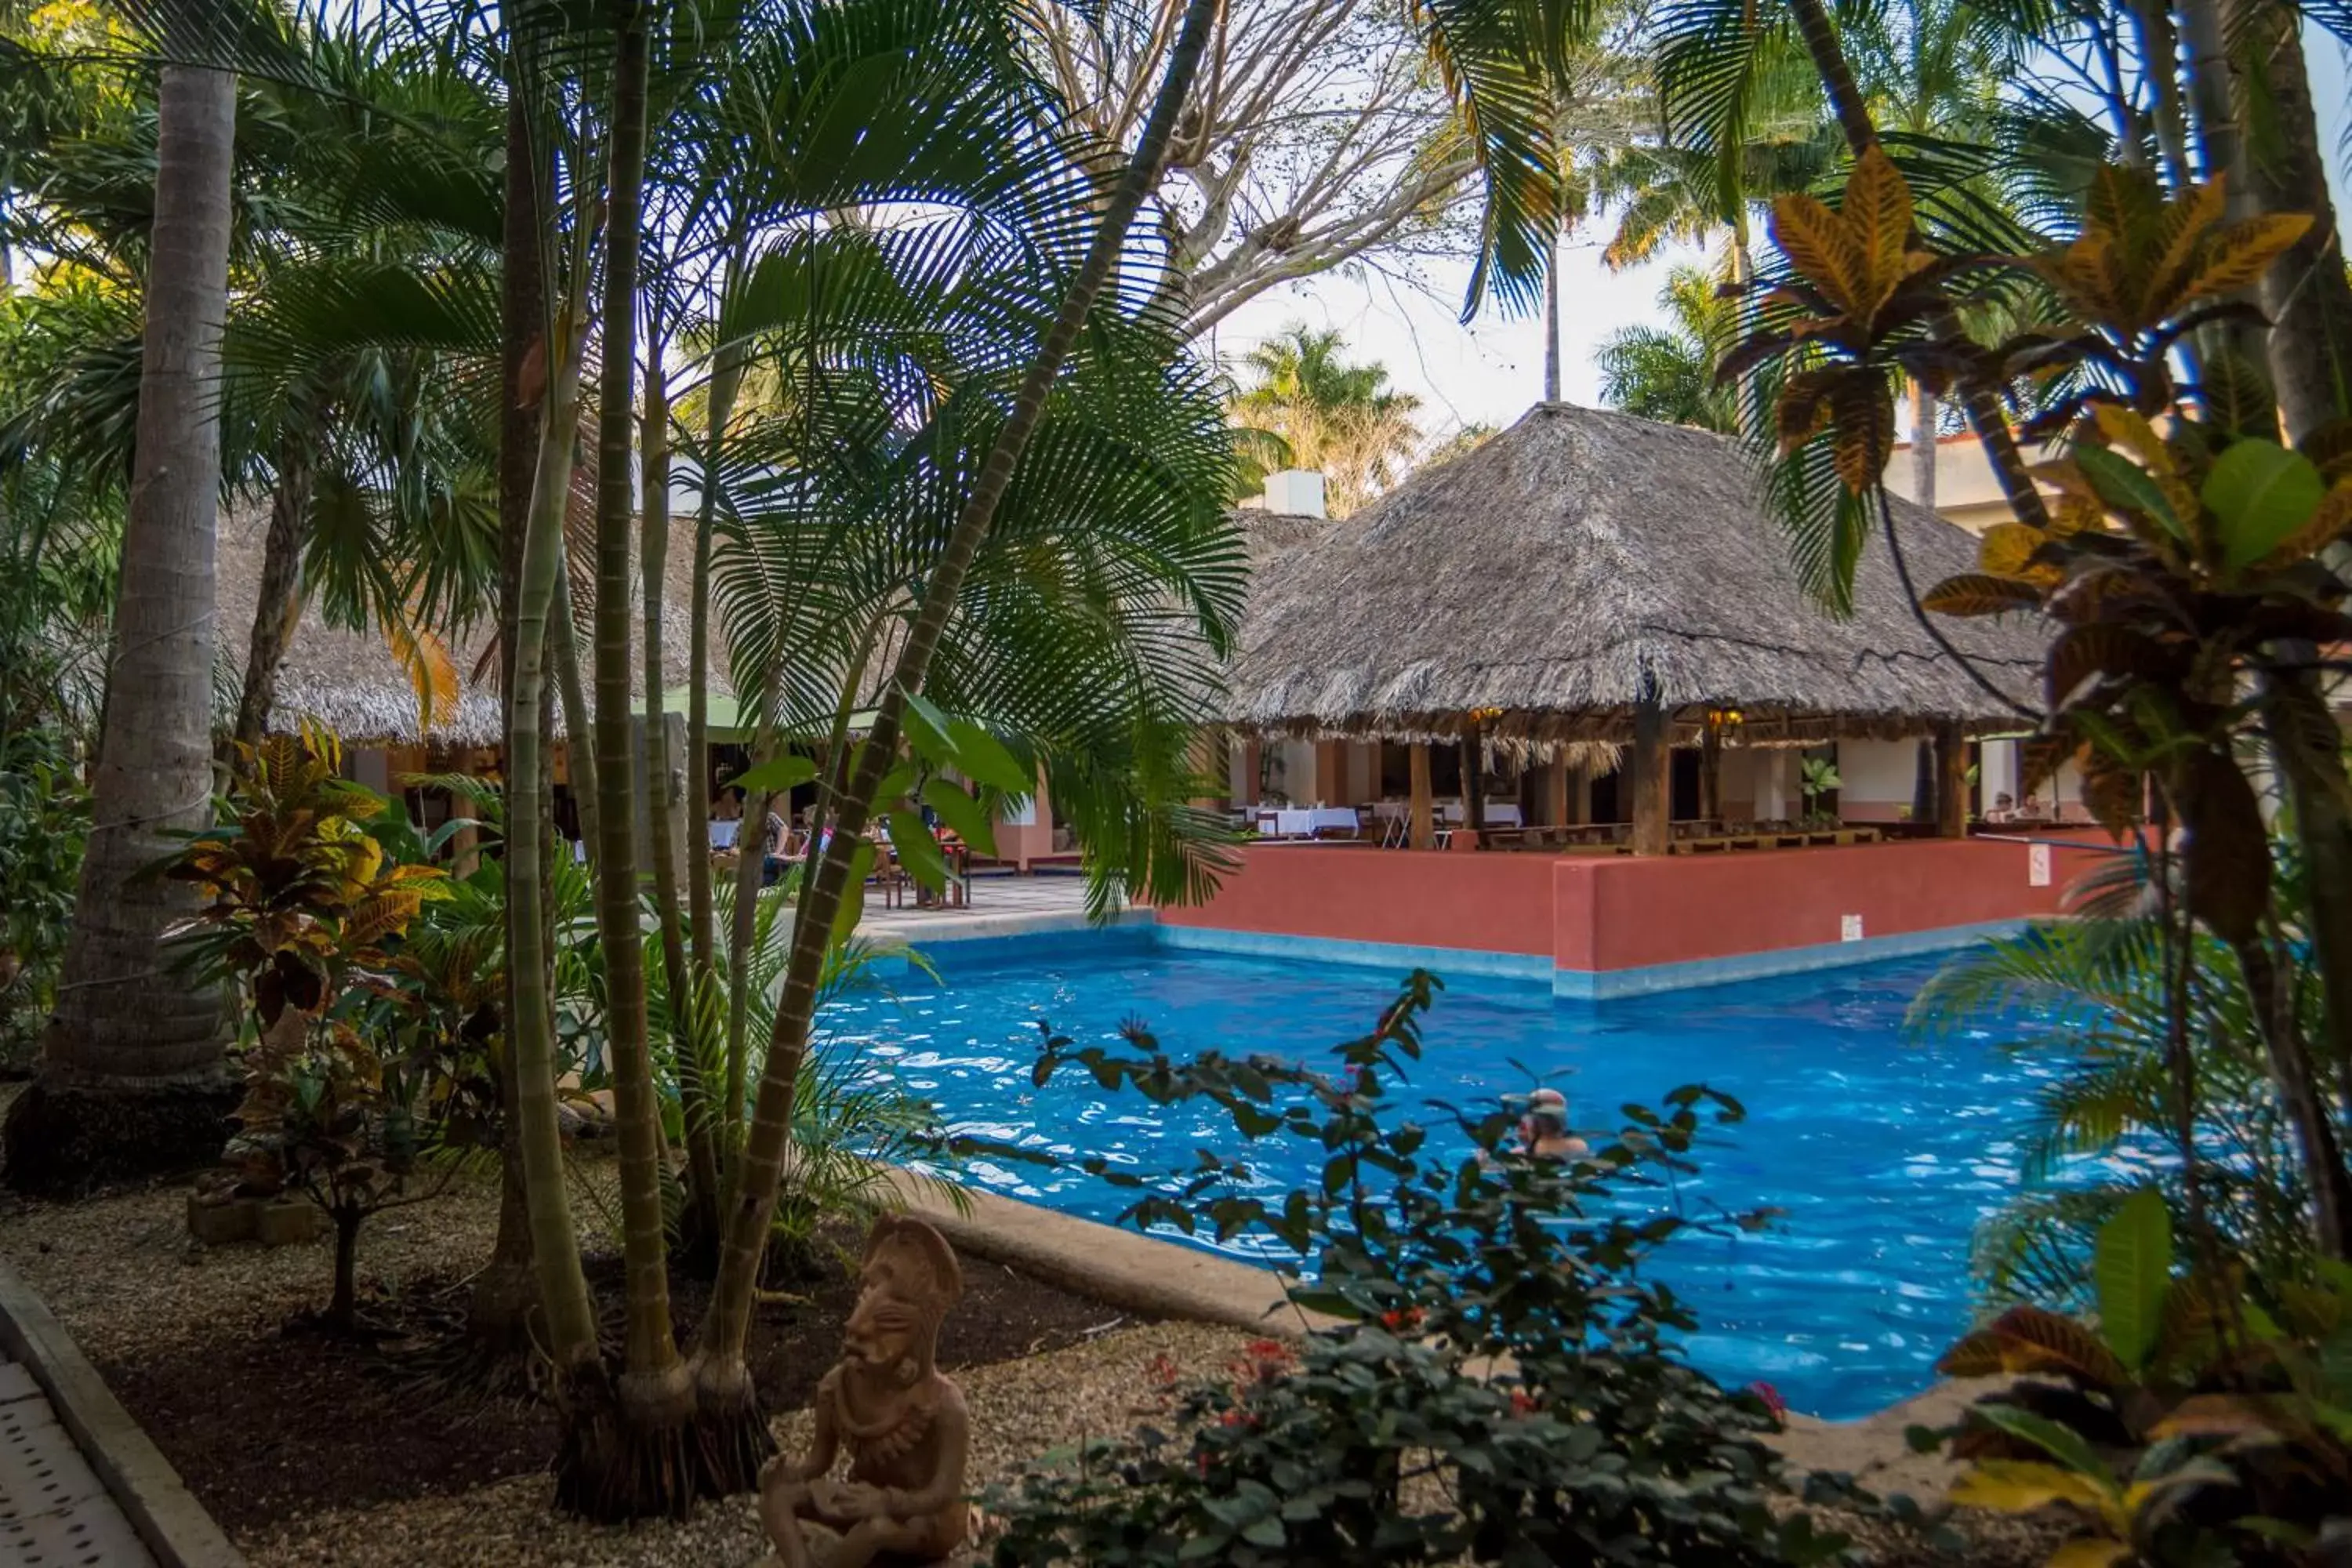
[760,1214,971,1568]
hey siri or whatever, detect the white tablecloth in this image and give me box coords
[1483,802,1523,827]
[1261,807,1361,837]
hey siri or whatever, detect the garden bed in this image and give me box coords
[0,1156,2076,1568]
[0,1163,1243,1567]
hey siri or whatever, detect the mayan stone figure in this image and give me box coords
[760,1214,971,1568]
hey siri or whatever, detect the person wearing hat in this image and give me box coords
[1516,1088,1588,1160]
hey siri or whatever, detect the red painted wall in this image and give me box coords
[1156,839,2111,973]
[1549,839,2106,973]
[1152,846,1559,956]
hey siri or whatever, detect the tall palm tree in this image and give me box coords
[2,61,236,1193]
[1595,263,1736,431]
[1229,324,1425,515]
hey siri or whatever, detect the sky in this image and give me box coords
[1207,32,2352,452]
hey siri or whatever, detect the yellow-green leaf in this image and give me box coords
[1980,522,2058,583]
[1771,191,1868,318]
[1842,146,1914,314]
[1922,573,2045,617]
[2046,1539,2132,1568]
[2202,439,2325,572]
[1947,1461,2108,1516]
[2181,212,2315,302]
[2142,177,2228,321]
[2073,446,2182,539]
[2092,1186,2172,1373]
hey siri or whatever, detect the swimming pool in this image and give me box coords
[821,934,2056,1420]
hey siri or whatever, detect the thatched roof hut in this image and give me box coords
[1224,402,2042,746]
[215,492,713,750]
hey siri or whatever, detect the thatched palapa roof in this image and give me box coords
[216,483,718,750]
[1224,402,2042,745]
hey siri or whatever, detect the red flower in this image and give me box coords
[1508,1389,1540,1417]
[1380,1306,1425,1332]
[1746,1381,1789,1425]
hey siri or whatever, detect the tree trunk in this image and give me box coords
[500,181,601,1445]
[686,0,1225,1492]
[1541,223,1561,403]
[330,1205,362,1334]
[3,64,237,1196]
[1934,720,1969,838]
[551,550,599,862]
[686,271,746,988]
[639,348,723,1254]
[472,75,550,1359]
[1908,380,1936,513]
[231,440,313,751]
[1699,723,1722,823]
[2259,670,2352,1108]
[2234,934,2352,1258]
[2223,0,2352,441]
[579,2,696,1520]
[2124,0,2194,188]
[1459,728,1483,832]
[1408,742,1433,848]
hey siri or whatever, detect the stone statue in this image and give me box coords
[760,1214,971,1568]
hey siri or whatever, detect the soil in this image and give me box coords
[93,1218,1127,1534]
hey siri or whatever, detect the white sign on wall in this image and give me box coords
[1840,914,1864,942]
[2028,843,2053,887]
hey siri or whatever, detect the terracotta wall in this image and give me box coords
[1156,838,2111,975]
[1553,839,2107,973]
[1151,846,1559,956]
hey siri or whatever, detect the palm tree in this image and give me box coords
[2,62,237,1193]
[1229,324,1424,515]
[1595,263,1736,431]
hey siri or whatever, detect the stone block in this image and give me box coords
[185,1193,256,1246]
[254,1200,327,1247]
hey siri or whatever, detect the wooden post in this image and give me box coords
[1546,755,1569,826]
[1459,725,1484,831]
[1631,699,1671,855]
[1409,742,1435,849]
[1698,723,1722,824]
[1935,720,1970,839]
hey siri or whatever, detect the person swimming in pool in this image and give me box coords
[1515,1087,1588,1160]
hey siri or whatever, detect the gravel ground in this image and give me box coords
[240,1319,1252,1568]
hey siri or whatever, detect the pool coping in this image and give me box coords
[884,1166,1977,1500]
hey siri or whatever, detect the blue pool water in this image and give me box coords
[821,935,2060,1420]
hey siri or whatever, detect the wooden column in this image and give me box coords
[1409,742,1435,849]
[1698,724,1722,824]
[1546,756,1569,826]
[1459,725,1485,830]
[1631,699,1672,855]
[1935,720,1970,839]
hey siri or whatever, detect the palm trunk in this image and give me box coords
[640,347,724,1252]
[231,437,313,751]
[2259,670,2352,1108]
[472,78,552,1359]
[3,64,236,1195]
[2124,0,2193,189]
[1541,223,1561,403]
[1780,0,2049,532]
[579,1,695,1520]
[552,544,599,860]
[684,0,1225,1490]
[504,270,600,1397]
[1908,379,1936,512]
[2234,934,2352,1259]
[686,285,746,987]
[2223,0,2352,441]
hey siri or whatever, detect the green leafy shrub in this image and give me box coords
[0,724,88,1068]
[1924,1186,2352,1565]
[983,973,1857,1567]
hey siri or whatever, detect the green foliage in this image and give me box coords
[985,975,1860,1566]
[171,728,459,1330]
[1596,263,1739,433]
[1927,1190,2352,1566]
[0,725,88,1065]
[1225,323,1423,514]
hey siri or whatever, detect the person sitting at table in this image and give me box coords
[760,807,790,886]
[1984,791,2016,823]
[713,787,744,822]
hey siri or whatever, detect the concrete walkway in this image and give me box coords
[859,872,1137,946]
[0,1256,241,1567]
[0,1348,156,1566]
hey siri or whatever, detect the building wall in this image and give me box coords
[1152,848,1559,956]
[1835,739,1921,822]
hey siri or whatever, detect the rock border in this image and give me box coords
[0,1250,247,1567]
